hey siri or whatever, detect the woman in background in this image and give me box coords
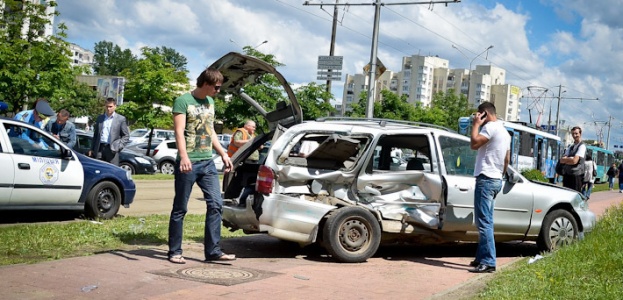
[607,163,617,191]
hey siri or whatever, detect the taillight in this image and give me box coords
[256,165,275,195]
[152,149,159,156]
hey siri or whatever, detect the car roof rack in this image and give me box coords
[314,117,456,133]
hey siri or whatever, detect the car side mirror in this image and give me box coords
[506,170,522,184]
[61,147,73,159]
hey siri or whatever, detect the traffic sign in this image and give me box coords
[363,58,386,80]
[317,55,343,70]
[317,75,342,81]
[317,71,342,76]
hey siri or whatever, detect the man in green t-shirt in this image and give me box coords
[167,68,235,264]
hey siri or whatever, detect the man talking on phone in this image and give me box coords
[468,102,510,273]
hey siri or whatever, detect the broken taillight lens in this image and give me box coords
[256,165,275,195]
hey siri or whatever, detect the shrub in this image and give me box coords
[521,169,548,182]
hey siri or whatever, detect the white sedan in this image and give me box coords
[0,117,136,219]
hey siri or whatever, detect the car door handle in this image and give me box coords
[18,163,30,170]
[455,185,470,191]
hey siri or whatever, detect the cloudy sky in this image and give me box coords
[55,0,623,149]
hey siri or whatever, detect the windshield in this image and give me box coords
[130,129,147,137]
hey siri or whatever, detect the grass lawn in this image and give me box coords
[0,214,245,266]
[475,196,623,299]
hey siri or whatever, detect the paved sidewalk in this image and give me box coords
[1,191,620,300]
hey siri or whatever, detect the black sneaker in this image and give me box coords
[468,264,496,273]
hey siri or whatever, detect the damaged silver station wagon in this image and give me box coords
[212,52,597,263]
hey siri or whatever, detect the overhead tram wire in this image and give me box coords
[385,5,540,92]
[294,0,596,112]
[287,0,469,58]
[341,6,425,56]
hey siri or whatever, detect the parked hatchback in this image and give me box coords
[129,128,174,144]
[153,139,224,174]
[215,53,596,263]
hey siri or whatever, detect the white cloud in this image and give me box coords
[54,0,623,144]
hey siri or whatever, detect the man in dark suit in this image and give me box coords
[45,109,76,148]
[88,98,130,166]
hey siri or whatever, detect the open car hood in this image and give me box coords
[210,52,302,130]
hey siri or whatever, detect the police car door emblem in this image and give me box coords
[40,163,59,184]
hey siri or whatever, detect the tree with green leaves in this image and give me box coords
[49,81,100,123]
[295,82,335,120]
[215,46,337,131]
[347,88,473,131]
[214,47,285,132]
[348,90,418,120]
[430,89,473,130]
[0,0,80,113]
[92,41,138,76]
[118,46,190,149]
[153,46,188,72]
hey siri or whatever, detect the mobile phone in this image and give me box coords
[480,111,488,120]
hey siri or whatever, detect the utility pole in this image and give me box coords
[599,115,614,149]
[304,0,462,118]
[325,1,339,98]
[551,85,599,139]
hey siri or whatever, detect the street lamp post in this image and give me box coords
[230,39,268,50]
[452,45,493,105]
[254,40,268,49]
[451,45,469,99]
[467,45,493,106]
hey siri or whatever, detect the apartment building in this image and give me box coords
[341,70,398,115]
[1,0,56,37]
[341,53,525,122]
[69,43,94,74]
[491,84,522,121]
[397,55,449,107]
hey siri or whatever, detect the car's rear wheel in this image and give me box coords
[322,207,381,263]
[119,162,135,174]
[160,161,175,175]
[85,181,121,219]
[537,209,578,251]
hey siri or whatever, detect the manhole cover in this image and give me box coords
[150,265,280,286]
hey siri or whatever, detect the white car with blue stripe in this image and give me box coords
[0,117,136,219]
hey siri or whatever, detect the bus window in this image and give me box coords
[519,131,532,156]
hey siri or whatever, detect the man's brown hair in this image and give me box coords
[196,68,223,87]
[571,126,582,134]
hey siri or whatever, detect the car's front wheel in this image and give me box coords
[322,207,381,263]
[160,160,175,175]
[537,209,578,251]
[119,162,135,174]
[85,181,121,219]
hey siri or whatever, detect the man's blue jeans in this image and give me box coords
[608,176,615,189]
[474,174,502,267]
[168,159,224,260]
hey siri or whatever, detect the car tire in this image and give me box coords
[84,181,121,219]
[160,160,175,175]
[119,162,135,174]
[322,207,381,263]
[537,209,578,251]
